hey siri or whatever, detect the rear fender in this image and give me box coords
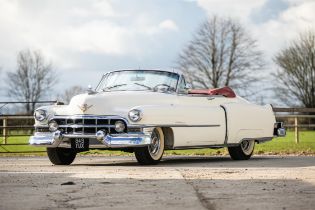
[221,103,275,144]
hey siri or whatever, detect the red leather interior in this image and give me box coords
[188,86,236,98]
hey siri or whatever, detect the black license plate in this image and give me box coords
[71,138,89,151]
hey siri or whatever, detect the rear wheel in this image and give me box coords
[228,140,255,160]
[47,148,77,165]
[134,127,165,165]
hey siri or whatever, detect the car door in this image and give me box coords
[172,77,226,147]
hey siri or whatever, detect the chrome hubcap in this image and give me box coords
[149,129,160,155]
[241,140,254,155]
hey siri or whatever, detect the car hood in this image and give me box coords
[53,91,175,117]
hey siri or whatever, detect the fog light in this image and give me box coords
[115,121,125,132]
[53,130,63,141]
[96,130,106,141]
[49,120,59,132]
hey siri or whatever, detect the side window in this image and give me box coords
[178,76,187,94]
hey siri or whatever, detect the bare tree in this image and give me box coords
[177,16,264,95]
[274,31,315,108]
[58,85,85,104]
[0,67,4,102]
[6,49,57,114]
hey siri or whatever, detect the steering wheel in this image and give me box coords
[153,84,172,91]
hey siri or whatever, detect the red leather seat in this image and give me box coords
[188,86,236,98]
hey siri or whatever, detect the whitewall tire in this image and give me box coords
[134,127,165,165]
[228,140,255,160]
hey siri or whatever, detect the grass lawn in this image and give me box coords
[0,136,46,155]
[255,130,315,155]
[0,131,314,156]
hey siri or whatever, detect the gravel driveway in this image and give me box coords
[0,155,315,210]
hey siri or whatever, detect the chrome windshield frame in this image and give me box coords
[95,69,181,93]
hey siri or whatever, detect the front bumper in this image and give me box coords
[29,130,152,148]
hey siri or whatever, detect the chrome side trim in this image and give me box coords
[132,124,220,128]
[174,144,236,149]
[240,137,273,144]
[220,105,228,145]
[173,137,274,150]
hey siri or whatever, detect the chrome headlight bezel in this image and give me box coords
[34,109,47,122]
[128,109,142,122]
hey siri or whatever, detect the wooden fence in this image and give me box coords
[274,107,315,143]
[0,101,57,148]
[1,115,33,145]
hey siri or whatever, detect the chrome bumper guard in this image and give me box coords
[274,122,286,137]
[29,129,153,148]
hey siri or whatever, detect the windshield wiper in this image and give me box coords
[133,83,152,90]
[102,84,127,91]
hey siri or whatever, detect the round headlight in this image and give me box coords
[34,109,47,121]
[115,120,126,133]
[128,109,142,122]
[49,120,59,132]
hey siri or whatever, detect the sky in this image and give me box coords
[0,0,314,105]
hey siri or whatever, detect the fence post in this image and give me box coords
[294,117,299,143]
[3,117,7,144]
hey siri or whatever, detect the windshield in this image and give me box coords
[96,70,180,92]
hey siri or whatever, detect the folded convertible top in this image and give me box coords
[188,86,236,98]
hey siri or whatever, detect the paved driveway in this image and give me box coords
[0,155,315,210]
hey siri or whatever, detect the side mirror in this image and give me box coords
[87,85,96,95]
[185,83,192,89]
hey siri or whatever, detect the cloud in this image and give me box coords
[0,0,197,101]
[281,0,315,24]
[252,0,315,57]
[1,0,313,104]
[0,0,126,70]
[0,0,182,71]
[197,0,267,22]
[70,1,117,18]
[196,0,315,58]
[159,19,179,31]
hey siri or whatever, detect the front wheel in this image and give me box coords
[228,140,255,160]
[47,148,77,165]
[134,127,165,165]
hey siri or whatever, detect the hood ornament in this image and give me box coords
[78,103,93,112]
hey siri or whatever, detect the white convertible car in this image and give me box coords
[29,69,285,165]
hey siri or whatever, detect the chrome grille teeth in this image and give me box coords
[52,116,127,135]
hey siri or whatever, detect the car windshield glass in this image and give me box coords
[96,70,180,92]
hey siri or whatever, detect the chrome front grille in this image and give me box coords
[51,116,127,135]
